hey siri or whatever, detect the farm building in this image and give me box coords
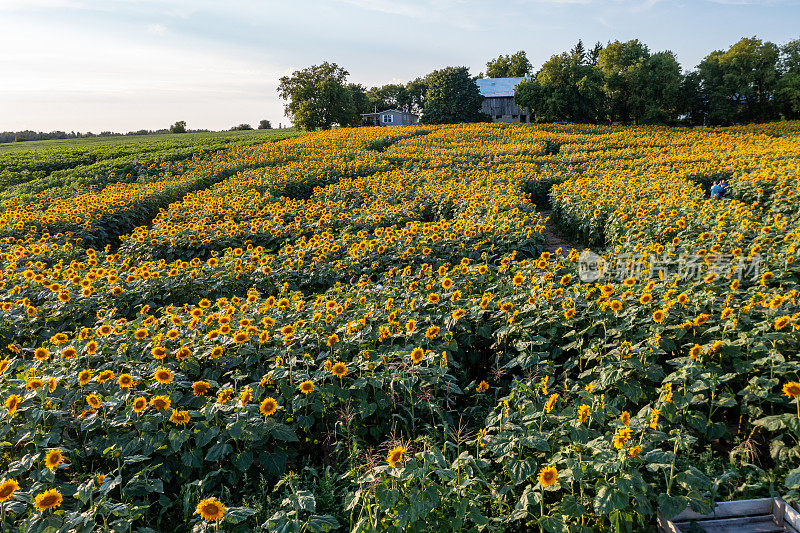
[476,77,531,123]
[360,109,419,127]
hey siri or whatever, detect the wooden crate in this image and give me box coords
[658,498,800,533]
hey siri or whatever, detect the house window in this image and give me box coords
[382,114,394,124]
[495,115,502,119]
[512,115,519,119]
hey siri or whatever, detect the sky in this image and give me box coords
[1,0,799,132]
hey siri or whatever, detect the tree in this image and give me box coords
[420,67,485,124]
[277,62,356,131]
[678,71,706,126]
[258,120,272,129]
[777,39,800,119]
[588,42,603,66]
[406,78,427,115]
[637,51,683,124]
[485,51,532,78]
[230,124,253,131]
[170,121,187,134]
[570,40,586,64]
[598,40,651,123]
[365,84,410,113]
[514,52,605,123]
[697,37,780,125]
[346,83,369,125]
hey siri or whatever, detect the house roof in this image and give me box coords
[475,77,530,98]
[359,109,417,117]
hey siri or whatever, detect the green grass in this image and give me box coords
[0,128,298,153]
[0,129,303,204]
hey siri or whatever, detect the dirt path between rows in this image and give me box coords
[538,208,576,256]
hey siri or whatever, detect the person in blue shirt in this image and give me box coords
[710,181,723,199]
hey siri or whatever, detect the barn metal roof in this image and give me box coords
[476,77,529,98]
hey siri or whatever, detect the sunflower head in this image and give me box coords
[154,367,173,384]
[538,466,558,488]
[298,380,315,394]
[192,381,210,396]
[150,395,171,410]
[259,397,278,417]
[387,446,405,468]
[118,374,136,388]
[132,397,148,413]
[0,479,19,502]
[5,394,21,414]
[169,409,191,426]
[34,488,63,512]
[783,382,800,399]
[45,449,64,471]
[86,394,101,409]
[410,347,425,364]
[195,497,226,522]
[577,404,591,424]
[331,362,348,378]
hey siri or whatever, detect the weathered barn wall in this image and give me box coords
[481,97,530,123]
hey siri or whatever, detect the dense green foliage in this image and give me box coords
[513,36,800,125]
[278,63,358,131]
[484,51,533,79]
[419,67,485,124]
[514,53,605,123]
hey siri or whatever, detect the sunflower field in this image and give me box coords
[0,122,799,532]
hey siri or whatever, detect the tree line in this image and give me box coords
[3,120,276,145]
[514,37,799,125]
[279,35,800,129]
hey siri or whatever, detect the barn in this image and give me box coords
[476,77,531,124]
[360,109,419,127]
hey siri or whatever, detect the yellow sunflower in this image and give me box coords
[169,409,191,426]
[150,395,171,410]
[117,373,136,388]
[154,367,173,384]
[259,397,278,417]
[192,381,210,396]
[0,479,19,502]
[298,380,315,394]
[132,397,148,413]
[5,394,21,414]
[86,394,101,409]
[387,446,405,468]
[45,449,64,471]
[537,466,558,488]
[331,362,348,378]
[195,497,226,522]
[34,488,63,512]
[783,382,800,399]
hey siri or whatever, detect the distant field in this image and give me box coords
[0,129,297,153]
[0,129,302,204]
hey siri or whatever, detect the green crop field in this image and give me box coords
[0,129,302,206]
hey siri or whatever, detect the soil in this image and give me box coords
[538,208,575,256]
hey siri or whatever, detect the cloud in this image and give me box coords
[146,23,167,35]
[0,0,84,11]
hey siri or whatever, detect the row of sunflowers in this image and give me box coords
[0,122,799,532]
